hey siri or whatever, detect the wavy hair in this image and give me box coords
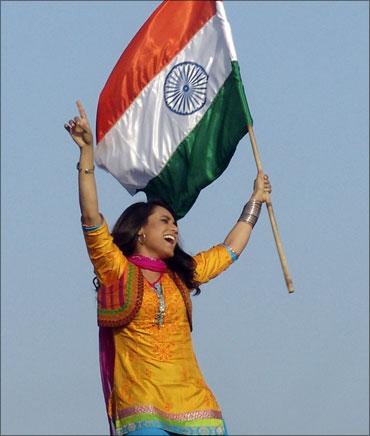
[106,199,200,294]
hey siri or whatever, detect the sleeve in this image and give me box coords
[82,216,127,286]
[193,243,239,284]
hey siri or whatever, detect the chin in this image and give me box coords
[158,243,176,259]
[162,249,175,259]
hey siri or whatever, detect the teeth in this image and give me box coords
[164,234,175,242]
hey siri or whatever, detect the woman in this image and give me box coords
[65,101,271,436]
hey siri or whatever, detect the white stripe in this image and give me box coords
[96,8,237,194]
[216,1,237,61]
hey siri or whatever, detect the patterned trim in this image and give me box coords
[117,405,222,421]
[97,263,144,328]
[82,222,104,232]
[222,243,239,262]
[116,419,225,435]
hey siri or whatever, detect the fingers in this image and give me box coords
[74,116,83,128]
[66,119,76,130]
[64,103,93,147]
[263,175,272,193]
[76,100,87,119]
[256,170,270,181]
[64,119,75,132]
[257,171,272,193]
[64,118,83,135]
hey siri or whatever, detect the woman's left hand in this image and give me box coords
[251,170,272,203]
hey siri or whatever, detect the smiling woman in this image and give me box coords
[64,101,271,436]
[109,201,199,294]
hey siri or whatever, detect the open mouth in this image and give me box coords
[163,234,176,245]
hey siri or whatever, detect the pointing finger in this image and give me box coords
[76,100,87,119]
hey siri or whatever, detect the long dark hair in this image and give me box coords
[109,199,200,294]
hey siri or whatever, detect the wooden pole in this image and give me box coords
[247,125,295,293]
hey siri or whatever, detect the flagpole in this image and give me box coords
[247,125,295,294]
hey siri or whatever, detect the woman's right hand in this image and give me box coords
[64,100,93,149]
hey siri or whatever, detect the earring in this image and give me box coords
[138,233,146,245]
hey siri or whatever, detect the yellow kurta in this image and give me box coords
[83,220,236,435]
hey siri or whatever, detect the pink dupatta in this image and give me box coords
[99,327,116,435]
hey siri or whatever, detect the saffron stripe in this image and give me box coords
[96,0,216,142]
[95,12,232,194]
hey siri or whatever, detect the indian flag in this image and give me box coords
[96,0,253,219]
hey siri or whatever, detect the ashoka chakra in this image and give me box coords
[164,62,208,115]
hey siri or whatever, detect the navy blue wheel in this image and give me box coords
[164,62,208,115]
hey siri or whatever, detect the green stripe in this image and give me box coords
[116,413,222,427]
[143,61,253,219]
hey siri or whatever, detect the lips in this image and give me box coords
[163,234,176,245]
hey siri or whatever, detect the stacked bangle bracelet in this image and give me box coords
[238,199,262,228]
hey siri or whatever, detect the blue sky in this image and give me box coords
[1,1,369,435]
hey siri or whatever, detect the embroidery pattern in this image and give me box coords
[117,405,222,420]
[116,420,225,436]
[98,264,193,329]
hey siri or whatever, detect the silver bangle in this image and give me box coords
[77,162,95,174]
[238,199,262,228]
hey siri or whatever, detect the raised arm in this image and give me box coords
[224,170,271,256]
[64,101,101,227]
[64,101,127,285]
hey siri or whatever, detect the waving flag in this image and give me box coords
[96,0,253,219]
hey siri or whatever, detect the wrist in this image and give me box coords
[79,146,94,166]
[250,192,263,202]
[79,144,94,155]
[77,146,95,174]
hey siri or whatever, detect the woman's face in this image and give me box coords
[137,206,178,259]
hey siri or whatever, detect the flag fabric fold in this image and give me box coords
[96,0,253,219]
